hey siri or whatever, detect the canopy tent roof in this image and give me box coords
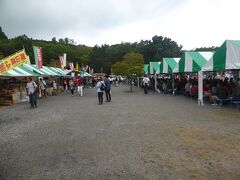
[0,64,41,77]
[160,58,180,74]
[78,71,92,77]
[174,51,213,73]
[67,70,92,77]
[202,40,240,71]
[24,64,70,76]
[144,64,149,75]
[23,64,48,76]
[53,68,70,76]
[149,61,161,74]
[0,63,70,77]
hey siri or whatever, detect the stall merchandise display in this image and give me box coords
[0,80,26,106]
[0,88,19,105]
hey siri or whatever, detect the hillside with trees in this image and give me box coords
[0,26,184,73]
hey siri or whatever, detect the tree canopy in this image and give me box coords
[112,52,144,78]
[0,27,183,72]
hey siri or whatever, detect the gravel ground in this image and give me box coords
[0,85,240,180]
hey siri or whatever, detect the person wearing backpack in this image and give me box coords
[96,77,104,105]
[26,77,38,108]
[104,75,111,102]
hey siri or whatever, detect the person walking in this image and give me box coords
[39,78,47,98]
[63,78,68,91]
[69,79,75,96]
[96,77,104,105]
[52,80,57,96]
[143,75,150,94]
[104,75,111,102]
[26,77,38,108]
[76,76,84,96]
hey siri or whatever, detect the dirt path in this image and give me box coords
[0,85,240,180]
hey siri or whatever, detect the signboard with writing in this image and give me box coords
[0,49,29,75]
[33,46,42,68]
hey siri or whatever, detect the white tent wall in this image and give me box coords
[163,60,168,74]
[200,52,214,60]
[173,62,179,73]
[149,63,154,74]
[226,41,240,70]
[185,54,192,72]
[174,58,181,64]
[202,56,213,71]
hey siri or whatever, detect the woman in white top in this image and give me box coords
[96,77,104,105]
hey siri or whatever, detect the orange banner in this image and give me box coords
[0,49,29,75]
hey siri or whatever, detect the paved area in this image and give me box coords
[0,85,240,180]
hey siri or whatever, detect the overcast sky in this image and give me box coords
[0,0,239,49]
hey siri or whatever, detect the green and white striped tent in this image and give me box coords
[160,58,180,74]
[144,64,149,75]
[173,51,213,73]
[149,61,161,74]
[78,71,92,77]
[0,64,41,77]
[1,64,70,77]
[202,40,240,71]
[23,64,48,76]
[23,64,70,76]
[53,68,70,76]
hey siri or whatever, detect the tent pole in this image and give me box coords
[198,71,204,106]
[172,73,175,95]
[137,77,139,88]
[154,73,157,92]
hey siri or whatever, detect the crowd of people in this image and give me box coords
[26,77,59,108]
[141,75,240,105]
[25,75,114,108]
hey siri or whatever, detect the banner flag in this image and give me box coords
[75,63,79,71]
[63,53,66,67]
[0,49,29,75]
[69,62,74,71]
[33,46,43,68]
[59,55,64,69]
[26,55,31,64]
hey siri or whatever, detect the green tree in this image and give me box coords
[0,27,8,40]
[112,52,144,92]
[194,46,217,51]
[51,37,57,43]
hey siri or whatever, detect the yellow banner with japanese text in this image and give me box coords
[0,49,29,75]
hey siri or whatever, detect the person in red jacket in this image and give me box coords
[75,76,84,96]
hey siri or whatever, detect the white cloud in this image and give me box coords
[157,0,240,49]
[0,0,240,49]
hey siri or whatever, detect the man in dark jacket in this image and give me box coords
[104,75,111,102]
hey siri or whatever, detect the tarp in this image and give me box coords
[160,58,180,74]
[144,64,149,75]
[149,61,161,74]
[174,51,213,73]
[202,40,240,71]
